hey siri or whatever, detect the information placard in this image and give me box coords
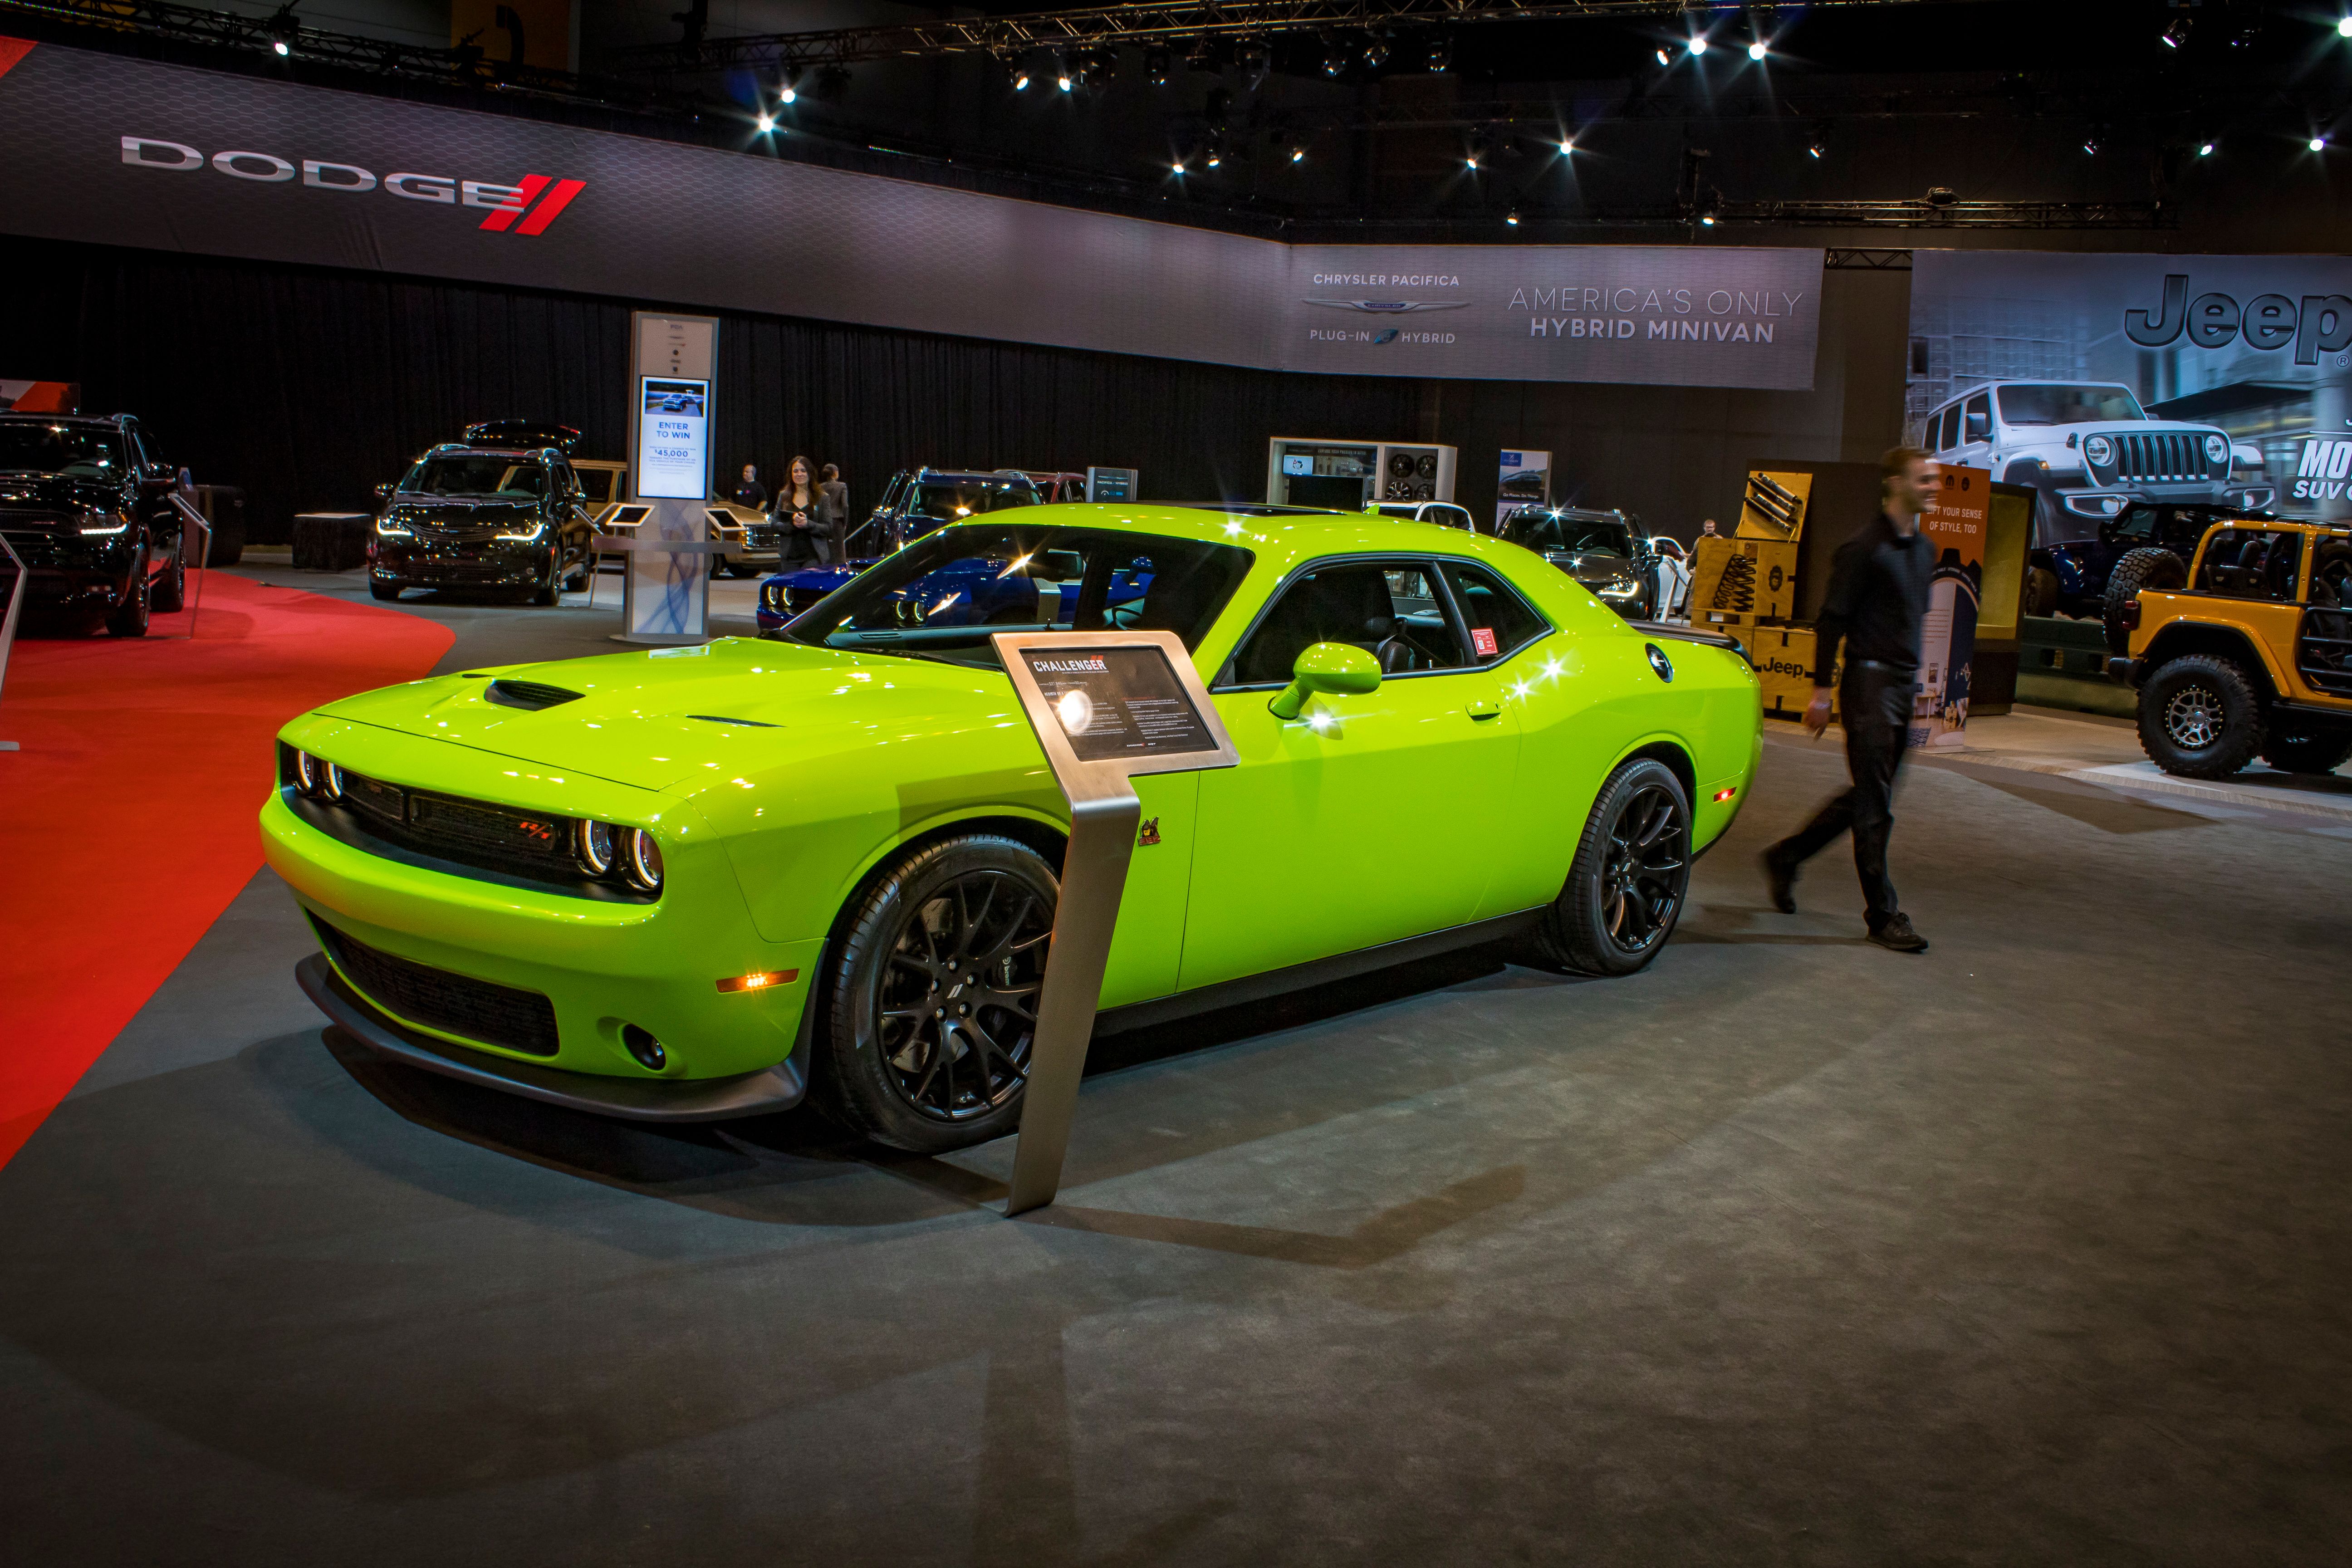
[1019,646,1222,764]
[634,376,710,500]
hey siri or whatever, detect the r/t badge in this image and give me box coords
[1136,818,1161,847]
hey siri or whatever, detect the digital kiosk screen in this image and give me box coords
[1020,647,1218,763]
[636,377,710,499]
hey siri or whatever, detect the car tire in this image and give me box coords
[2022,566,2061,618]
[2259,730,2352,775]
[151,530,187,613]
[2138,655,2264,778]
[104,564,152,638]
[814,833,1058,1153]
[1524,757,1691,977]
[370,578,404,601]
[2102,548,2187,655]
[530,553,562,607]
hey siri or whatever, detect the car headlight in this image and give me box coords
[293,750,344,800]
[495,519,547,541]
[1597,579,1642,598]
[78,512,129,536]
[576,818,616,876]
[2204,434,2229,465]
[376,515,412,537]
[625,828,664,892]
[2083,435,2114,466]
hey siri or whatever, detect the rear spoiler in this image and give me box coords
[1627,621,1749,659]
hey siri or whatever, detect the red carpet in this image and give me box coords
[0,573,453,1169]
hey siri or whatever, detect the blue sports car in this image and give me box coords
[758,520,1154,636]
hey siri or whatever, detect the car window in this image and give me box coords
[1995,384,2145,425]
[1442,562,1551,662]
[2195,529,2302,603]
[908,480,1038,522]
[1429,505,1474,530]
[0,424,126,479]
[782,524,1250,666]
[405,455,548,498]
[1964,393,1991,441]
[1226,562,1469,686]
[1936,407,1960,451]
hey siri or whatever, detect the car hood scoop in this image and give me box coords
[317,637,1014,791]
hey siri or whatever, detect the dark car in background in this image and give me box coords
[2021,500,2282,652]
[755,468,1040,630]
[0,412,187,637]
[368,443,595,605]
[1498,505,1659,621]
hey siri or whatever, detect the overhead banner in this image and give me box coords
[0,40,1822,390]
[1908,250,2352,530]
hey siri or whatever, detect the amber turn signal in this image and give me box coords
[716,969,799,994]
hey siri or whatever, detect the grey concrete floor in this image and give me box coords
[4,588,2350,1567]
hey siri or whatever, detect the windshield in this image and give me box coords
[1501,510,1635,557]
[781,523,1253,667]
[401,455,550,498]
[1996,384,2145,426]
[0,425,126,479]
[906,480,1037,524]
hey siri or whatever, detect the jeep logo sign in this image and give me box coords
[119,136,584,234]
[2125,274,2352,366]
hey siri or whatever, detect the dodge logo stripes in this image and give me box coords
[119,136,584,235]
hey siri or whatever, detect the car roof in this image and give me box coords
[935,500,1534,576]
[420,444,557,461]
[0,412,131,428]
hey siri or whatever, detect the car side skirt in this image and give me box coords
[298,955,809,1122]
[1093,906,1549,1039]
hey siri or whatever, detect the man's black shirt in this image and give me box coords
[730,479,768,510]
[1813,510,1933,686]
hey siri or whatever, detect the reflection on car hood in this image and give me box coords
[1552,551,1640,587]
[0,472,118,510]
[314,636,1027,791]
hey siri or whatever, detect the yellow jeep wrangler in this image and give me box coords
[2108,519,2352,778]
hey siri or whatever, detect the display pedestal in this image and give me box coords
[989,630,1238,1217]
[608,498,724,645]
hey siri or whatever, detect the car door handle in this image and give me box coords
[1467,698,1501,720]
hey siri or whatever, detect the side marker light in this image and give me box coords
[1713,787,1738,802]
[717,969,800,994]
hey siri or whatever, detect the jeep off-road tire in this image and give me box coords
[1524,758,1691,977]
[2138,655,2264,779]
[2102,548,2188,655]
[2022,566,2062,619]
[2259,730,2352,775]
[814,833,1058,1153]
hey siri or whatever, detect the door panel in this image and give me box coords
[1179,669,1520,992]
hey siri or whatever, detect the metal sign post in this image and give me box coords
[0,532,25,751]
[990,629,1238,1216]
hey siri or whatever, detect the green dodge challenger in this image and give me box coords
[265,504,1762,1152]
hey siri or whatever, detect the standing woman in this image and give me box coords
[818,463,849,564]
[774,456,825,570]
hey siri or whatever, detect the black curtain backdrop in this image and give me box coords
[0,237,1424,539]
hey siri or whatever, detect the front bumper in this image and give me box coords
[299,956,805,1120]
[2056,481,2273,519]
[262,735,821,1099]
[1,531,139,607]
[371,534,550,587]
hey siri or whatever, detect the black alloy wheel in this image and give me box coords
[151,528,187,613]
[817,833,1057,1152]
[2136,654,2264,778]
[530,548,563,607]
[103,551,152,638]
[1527,757,1691,976]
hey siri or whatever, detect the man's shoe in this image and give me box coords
[1868,915,1929,953]
[1762,847,1797,914]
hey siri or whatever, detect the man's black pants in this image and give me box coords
[1774,661,1913,929]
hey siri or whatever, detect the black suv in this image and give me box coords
[810,468,1040,559]
[1498,505,1659,621]
[0,412,188,636]
[370,443,596,605]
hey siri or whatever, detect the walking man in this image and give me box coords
[1762,446,1937,953]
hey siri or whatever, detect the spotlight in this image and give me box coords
[1505,206,1520,226]
[273,37,289,56]
[1144,46,1171,86]
[1236,38,1269,84]
[1323,36,1347,78]
[2312,134,2330,152]
[1057,57,1074,92]
[1085,47,1116,83]
[1363,34,1390,69]
[1558,135,1574,153]
[778,82,797,104]
[2198,140,2215,156]
[1206,135,1224,168]
[1748,39,1766,60]
[2163,17,2191,49]
[755,112,774,132]
[1289,140,1308,163]
[1012,65,1030,91]
[1807,139,1824,159]
[1424,33,1451,72]
[2340,17,2351,38]
[1688,34,1708,55]
[1170,157,1185,174]
[1465,127,1489,170]
[2082,133,2100,155]
[1654,47,1671,66]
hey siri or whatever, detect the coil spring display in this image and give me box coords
[1712,553,1758,612]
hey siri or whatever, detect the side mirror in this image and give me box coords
[1269,642,1381,720]
[374,482,395,500]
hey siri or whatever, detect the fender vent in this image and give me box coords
[485,679,583,710]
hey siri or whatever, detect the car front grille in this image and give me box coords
[278,743,655,902]
[311,914,560,1056]
[2110,433,2210,484]
[746,523,782,549]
